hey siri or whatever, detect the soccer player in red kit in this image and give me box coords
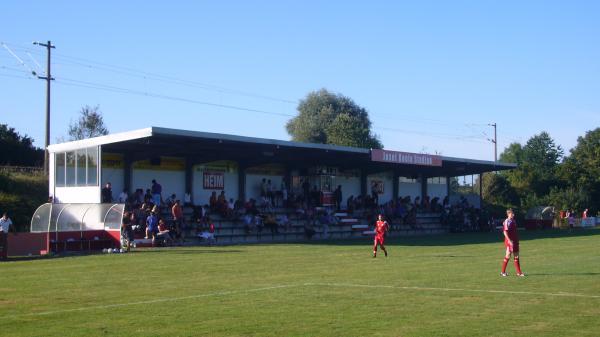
[501,208,524,277]
[373,214,389,258]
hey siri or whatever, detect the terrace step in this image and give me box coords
[352,224,369,230]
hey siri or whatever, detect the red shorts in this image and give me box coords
[505,239,519,253]
[374,235,385,246]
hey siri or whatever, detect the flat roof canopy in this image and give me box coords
[48,127,515,177]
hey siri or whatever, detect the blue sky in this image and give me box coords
[1,1,598,161]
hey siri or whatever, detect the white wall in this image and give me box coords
[245,174,283,201]
[337,176,361,207]
[449,193,481,208]
[399,181,421,200]
[132,169,185,203]
[368,172,393,205]
[192,167,239,206]
[49,154,55,200]
[55,186,100,203]
[427,183,447,199]
[102,168,125,198]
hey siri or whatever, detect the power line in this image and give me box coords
[54,75,488,143]
[1,41,496,134]
[55,77,295,118]
[2,70,491,145]
[1,42,37,77]
[26,52,45,75]
[0,72,35,80]
[53,76,490,143]
[1,41,298,105]
[375,125,488,143]
[373,113,470,127]
[1,63,492,145]
[0,65,33,74]
[0,41,499,146]
[51,54,298,104]
[54,57,299,104]
[372,114,493,133]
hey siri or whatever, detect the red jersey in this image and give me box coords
[503,218,518,242]
[172,204,183,219]
[375,220,389,237]
[158,222,168,232]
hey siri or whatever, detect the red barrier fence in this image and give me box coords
[5,233,48,256]
[3,231,121,257]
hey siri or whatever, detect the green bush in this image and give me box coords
[0,171,47,232]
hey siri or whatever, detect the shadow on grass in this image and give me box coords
[7,229,597,261]
[523,272,600,276]
[2,247,245,262]
[421,255,476,258]
[298,228,600,247]
[0,253,80,263]
[133,248,245,254]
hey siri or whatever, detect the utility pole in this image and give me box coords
[33,41,55,175]
[487,123,497,166]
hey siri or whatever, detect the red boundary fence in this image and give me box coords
[4,230,121,257]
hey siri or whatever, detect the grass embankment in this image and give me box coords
[1,229,599,336]
[0,171,47,231]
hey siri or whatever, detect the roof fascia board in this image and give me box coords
[47,128,153,153]
[150,127,370,154]
[441,155,517,169]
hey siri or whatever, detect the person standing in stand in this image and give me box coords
[101,182,113,203]
[372,214,389,258]
[151,179,162,207]
[0,212,13,259]
[334,185,342,211]
[121,211,134,252]
[501,208,524,277]
[567,210,575,231]
[146,210,159,247]
[171,200,185,245]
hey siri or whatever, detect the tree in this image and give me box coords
[520,132,563,198]
[0,124,44,166]
[522,132,563,170]
[500,132,562,202]
[68,105,109,140]
[559,128,600,213]
[480,173,519,207]
[286,89,382,149]
[499,142,522,164]
[490,130,599,216]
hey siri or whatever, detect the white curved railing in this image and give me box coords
[30,203,124,233]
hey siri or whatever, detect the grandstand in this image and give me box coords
[124,206,447,248]
[17,126,514,254]
[151,206,448,246]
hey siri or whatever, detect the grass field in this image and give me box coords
[2,229,600,337]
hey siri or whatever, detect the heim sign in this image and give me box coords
[203,172,224,190]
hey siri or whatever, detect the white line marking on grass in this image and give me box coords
[11,284,302,318]
[304,282,600,299]
[12,282,599,319]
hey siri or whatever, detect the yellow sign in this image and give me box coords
[246,163,285,175]
[133,157,185,171]
[102,153,124,169]
[194,160,238,173]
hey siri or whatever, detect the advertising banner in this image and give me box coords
[371,149,442,167]
[203,172,224,190]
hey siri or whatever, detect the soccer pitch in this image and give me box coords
[2,229,599,337]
